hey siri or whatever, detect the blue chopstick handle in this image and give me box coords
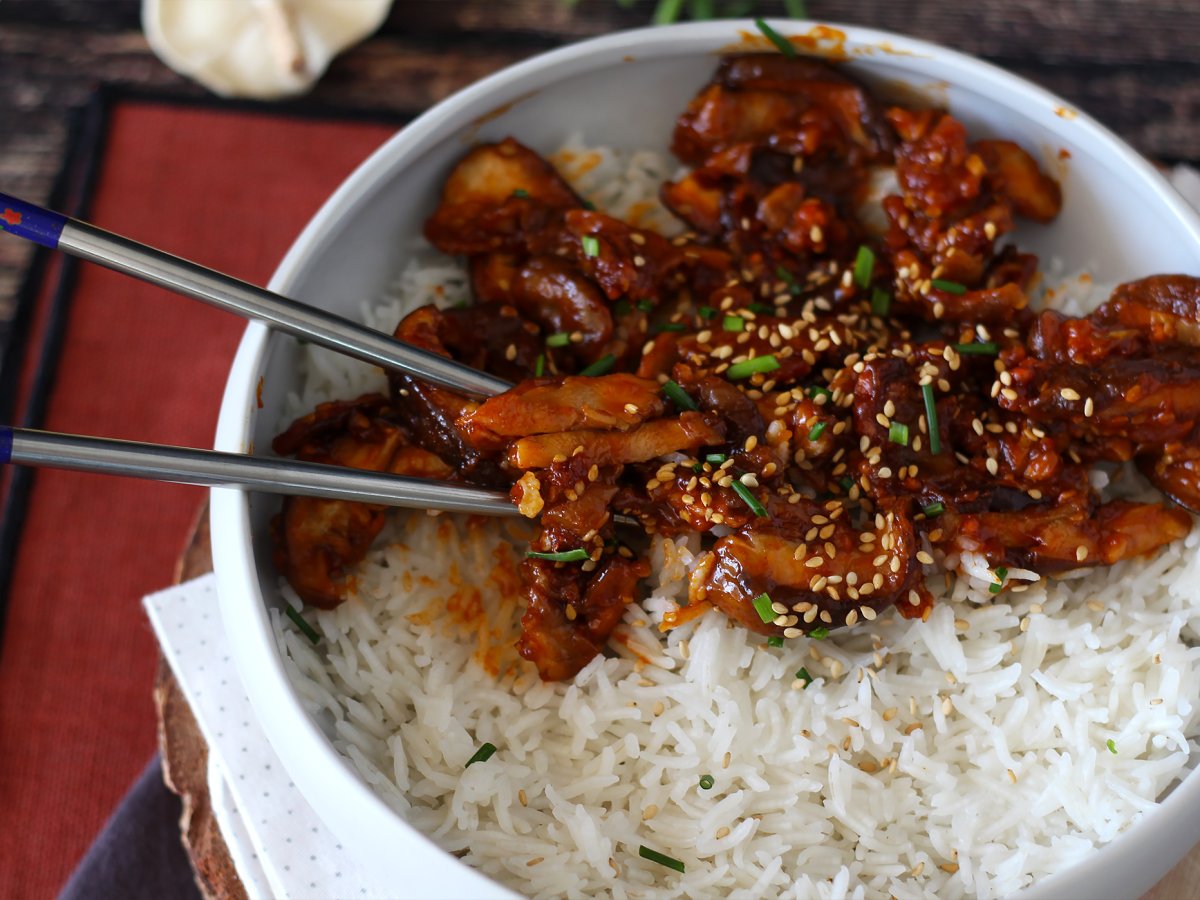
[0,193,66,249]
[0,426,12,464]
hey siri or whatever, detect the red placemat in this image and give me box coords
[0,94,401,899]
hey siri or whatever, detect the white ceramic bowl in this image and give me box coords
[212,20,1200,899]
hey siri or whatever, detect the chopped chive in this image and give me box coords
[581,235,600,258]
[988,567,1007,594]
[931,278,967,295]
[511,188,529,198]
[921,383,941,455]
[809,627,830,640]
[546,332,570,348]
[871,288,891,317]
[752,592,776,624]
[527,548,589,562]
[637,299,655,312]
[754,17,797,58]
[782,0,808,19]
[662,379,698,411]
[615,299,632,316]
[807,385,832,401]
[853,245,875,288]
[888,422,909,446]
[767,635,785,648]
[922,501,945,517]
[808,421,826,441]
[582,199,596,211]
[723,315,745,332]
[639,845,685,874]
[705,452,728,464]
[952,341,999,355]
[748,303,776,315]
[654,322,687,333]
[579,354,616,377]
[534,353,545,377]
[465,742,497,767]
[1107,738,1118,755]
[698,305,717,319]
[726,354,780,380]
[775,265,802,295]
[796,667,813,686]
[699,773,715,789]
[732,480,769,517]
[285,606,320,644]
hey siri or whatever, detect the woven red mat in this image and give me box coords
[0,96,398,899]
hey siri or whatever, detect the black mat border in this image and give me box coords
[0,86,417,652]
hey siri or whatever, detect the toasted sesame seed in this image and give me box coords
[1059,387,1081,401]
[1076,545,1089,562]
[642,805,659,820]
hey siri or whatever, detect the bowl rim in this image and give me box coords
[212,18,1200,897]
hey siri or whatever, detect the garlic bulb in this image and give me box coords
[142,0,393,99]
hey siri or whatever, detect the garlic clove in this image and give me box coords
[142,0,393,99]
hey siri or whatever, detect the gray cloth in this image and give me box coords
[59,756,202,900]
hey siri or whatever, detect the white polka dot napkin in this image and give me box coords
[144,574,392,899]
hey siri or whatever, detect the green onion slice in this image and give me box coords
[808,421,826,441]
[922,501,945,518]
[581,235,600,258]
[705,452,728,464]
[639,845,686,873]
[637,299,655,312]
[988,567,1007,594]
[754,17,797,57]
[922,383,941,455]
[511,188,529,198]
[699,774,715,789]
[726,354,780,380]
[285,606,320,644]
[654,322,686,333]
[748,303,776,315]
[527,548,589,562]
[952,341,999,355]
[1107,739,1118,755]
[809,627,830,640]
[932,278,967,295]
[888,422,909,446]
[698,305,717,319]
[465,742,497,767]
[534,353,545,377]
[579,354,616,377]
[582,199,596,211]
[723,315,745,332]
[838,476,854,492]
[775,265,802,295]
[870,288,891,317]
[732,480,769,518]
[853,245,875,288]
[662,379,698,411]
[796,667,813,686]
[752,592,776,624]
[767,635,784,648]
[546,332,570,348]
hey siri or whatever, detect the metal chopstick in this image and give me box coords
[0,426,520,517]
[0,192,512,399]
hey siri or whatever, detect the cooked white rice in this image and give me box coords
[274,144,1200,899]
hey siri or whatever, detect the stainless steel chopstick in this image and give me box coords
[0,426,520,517]
[0,192,512,399]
